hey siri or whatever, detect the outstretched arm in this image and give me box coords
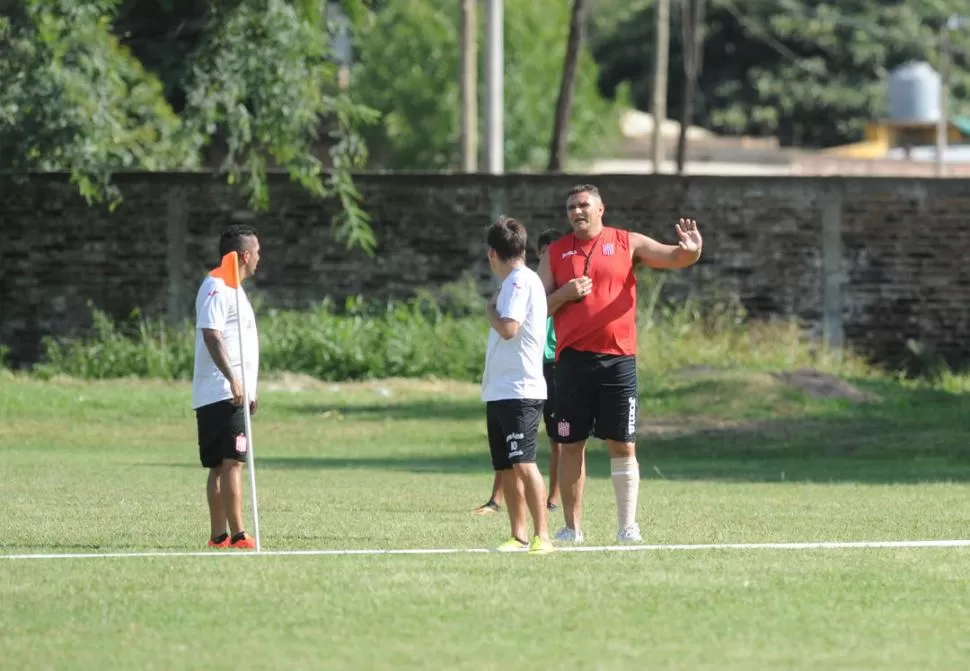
[631,218,703,269]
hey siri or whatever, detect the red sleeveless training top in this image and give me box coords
[548,227,637,358]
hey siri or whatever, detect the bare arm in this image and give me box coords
[630,218,703,269]
[539,249,587,314]
[486,297,521,340]
[202,328,244,405]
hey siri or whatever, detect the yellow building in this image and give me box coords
[826,117,970,159]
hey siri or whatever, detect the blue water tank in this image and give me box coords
[888,62,941,122]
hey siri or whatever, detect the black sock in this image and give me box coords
[211,532,229,543]
[231,531,247,542]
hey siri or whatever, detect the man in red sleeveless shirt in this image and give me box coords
[538,184,703,543]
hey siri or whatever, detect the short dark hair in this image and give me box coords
[537,228,563,251]
[486,216,528,262]
[567,184,601,200]
[219,224,259,258]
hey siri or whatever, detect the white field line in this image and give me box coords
[2,539,970,561]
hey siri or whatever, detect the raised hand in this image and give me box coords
[675,218,702,253]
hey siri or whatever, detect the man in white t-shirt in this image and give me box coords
[192,225,261,550]
[482,216,554,555]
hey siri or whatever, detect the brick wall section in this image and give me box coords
[840,179,970,362]
[2,172,969,368]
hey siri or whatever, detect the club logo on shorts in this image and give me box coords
[627,397,637,436]
[234,434,248,454]
[557,419,570,438]
[602,243,615,256]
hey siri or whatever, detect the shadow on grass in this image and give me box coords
[0,541,150,552]
[288,398,484,423]
[256,376,970,484]
[258,452,491,475]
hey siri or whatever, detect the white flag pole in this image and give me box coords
[232,252,262,552]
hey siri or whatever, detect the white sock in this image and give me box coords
[611,457,640,530]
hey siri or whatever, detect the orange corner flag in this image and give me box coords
[209,251,241,289]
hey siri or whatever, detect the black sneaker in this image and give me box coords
[472,500,502,516]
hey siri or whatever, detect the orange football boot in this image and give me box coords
[229,533,256,550]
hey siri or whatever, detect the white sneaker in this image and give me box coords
[616,524,642,543]
[554,527,585,544]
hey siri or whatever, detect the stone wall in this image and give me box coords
[2,172,970,368]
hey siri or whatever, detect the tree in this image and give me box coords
[177,0,379,250]
[351,0,626,171]
[0,0,380,252]
[676,0,704,173]
[589,0,970,148]
[0,1,196,205]
[548,0,590,171]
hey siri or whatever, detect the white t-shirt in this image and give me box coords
[481,266,548,402]
[191,275,260,409]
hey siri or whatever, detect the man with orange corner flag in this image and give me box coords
[192,225,262,550]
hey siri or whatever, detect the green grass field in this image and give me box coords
[2,368,970,670]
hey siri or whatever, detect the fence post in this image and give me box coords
[820,183,845,357]
[166,186,188,324]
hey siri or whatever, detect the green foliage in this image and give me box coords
[258,298,486,381]
[34,298,489,382]
[0,0,196,208]
[414,272,488,318]
[29,272,874,383]
[34,306,194,380]
[590,0,970,148]
[1,0,379,250]
[351,0,626,170]
[180,0,380,250]
[633,268,874,383]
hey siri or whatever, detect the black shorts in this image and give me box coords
[195,400,248,469]
[486,399,543,471]
[542,362,557,440]
[554,348,637,444]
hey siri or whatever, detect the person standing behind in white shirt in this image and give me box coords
[482,216,555,555]
[192,225,261,550]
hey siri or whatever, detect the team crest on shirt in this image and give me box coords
[560,250,577,259]
[602,243,615,256]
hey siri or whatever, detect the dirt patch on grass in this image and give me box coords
[639,415,832,439]
[639,368,878,439]
[771,368,880,403]
[667,366,879,403]
[260,373,332,392]
[261,373,479,395]
[669,365,736,380]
